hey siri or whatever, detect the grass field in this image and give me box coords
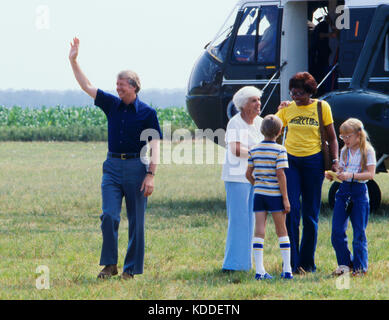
[0,141,388,300]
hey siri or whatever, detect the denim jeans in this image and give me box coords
[223,181,254,271]
[331,182,370,272]
[285,152,324,273]
[99,155,147,274]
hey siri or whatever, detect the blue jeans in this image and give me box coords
[223,182,254,271]
[331,182,370,272]
[285,152,324,273]
[99,155,147,274]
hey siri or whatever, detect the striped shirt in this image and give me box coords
[339,147,376,183]
[248,141,289,196]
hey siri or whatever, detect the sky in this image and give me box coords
[0,0,238,91]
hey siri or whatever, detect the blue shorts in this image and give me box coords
[253,193,284,213]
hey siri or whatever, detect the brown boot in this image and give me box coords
[97,265,118,279]
[120,272,134,280]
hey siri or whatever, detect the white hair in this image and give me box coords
[232,86,263,110]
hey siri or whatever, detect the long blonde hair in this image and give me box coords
[339,118,372,171]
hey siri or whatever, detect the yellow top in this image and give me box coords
[275,99,333,157]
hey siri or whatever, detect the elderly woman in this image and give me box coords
[276,72,339,274]
[221,86,264,272]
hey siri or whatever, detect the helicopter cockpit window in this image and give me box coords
[257,6,278,63]
[207,4,239,63]
[232,7,259,63]
[232,5,279,64]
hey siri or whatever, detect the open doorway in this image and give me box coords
[280,1,345,100]
[308,0,345,96]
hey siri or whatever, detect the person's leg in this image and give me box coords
[350,184,370,273]
[122,159,148,275]
[253,211,267,276]
[99,159,123,267]
[254,209,267,239]
[223,182,254,271]
[331,184,352,268]
[299,152,324,272]
[285,154,302,272]
[272,211,292,275]
[272,211,288,238]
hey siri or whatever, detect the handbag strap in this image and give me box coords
[317,100,327,144]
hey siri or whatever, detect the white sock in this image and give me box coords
[279,236,292,273]
[253,237,266,275]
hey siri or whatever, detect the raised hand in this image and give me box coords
[68,37,97,99]
[69,37,80,62]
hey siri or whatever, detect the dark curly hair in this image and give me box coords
[289,72,318,95]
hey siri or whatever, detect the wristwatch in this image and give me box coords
[146,171,155,176]
[332,159,339,163]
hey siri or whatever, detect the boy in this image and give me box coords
[246,114,292,280]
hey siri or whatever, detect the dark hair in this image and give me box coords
[289,72,317,95]
[261,115,282,138]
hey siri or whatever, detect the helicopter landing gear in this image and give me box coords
[328,180,381,212]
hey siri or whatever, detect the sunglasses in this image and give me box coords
[289,90,307,97]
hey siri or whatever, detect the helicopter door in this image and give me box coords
[223,4,281,81]
[222,4,282,116]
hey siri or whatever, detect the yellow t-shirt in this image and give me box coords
[275,99,333,157]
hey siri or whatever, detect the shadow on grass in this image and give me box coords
[172,267,334,286]
[321,201,389,218]
[172,267,251,285]
[320,202,333,218]
[148,198,226,218]
[149,198,389,219]
[371,203,389,217]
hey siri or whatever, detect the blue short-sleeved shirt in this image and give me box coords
[94,89,162,153]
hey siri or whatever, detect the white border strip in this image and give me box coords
[222,78,280,85]
[338,77,389,83]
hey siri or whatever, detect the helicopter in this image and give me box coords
[186,0,389,211]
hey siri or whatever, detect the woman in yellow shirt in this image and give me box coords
[276,72,338,274]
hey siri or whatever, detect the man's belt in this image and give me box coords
[108,152,140,160]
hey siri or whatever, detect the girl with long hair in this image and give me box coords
[326,118,376,277]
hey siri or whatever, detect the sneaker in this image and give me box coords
[97,264,118,279]
[332,265,350,277]
[255,273,273,280]
[281,272,293,279]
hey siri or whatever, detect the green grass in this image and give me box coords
[0,141,388,299]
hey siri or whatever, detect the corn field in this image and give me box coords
[0,105,196,141]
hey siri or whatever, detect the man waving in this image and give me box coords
[69,37,162,280]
